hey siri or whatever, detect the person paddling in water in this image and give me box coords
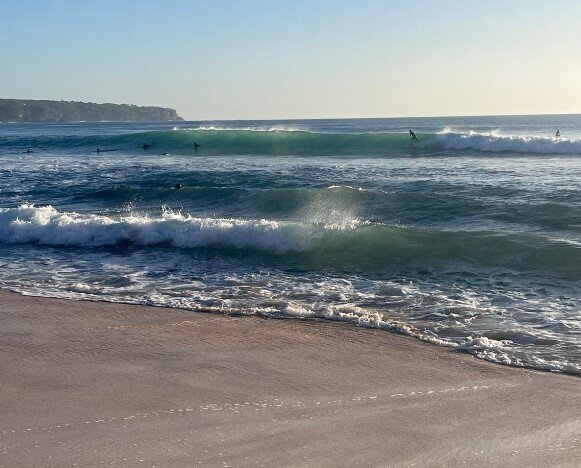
[409,130,419,146]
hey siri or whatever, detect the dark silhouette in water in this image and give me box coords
[555,129,560,138]
[194,142,200,151]
[142,143,153,150]
[96,148,101,153]
[174,183,183,189]
[409,130,419,146]
[23,149,33,154]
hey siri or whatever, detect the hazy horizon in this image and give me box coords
[2,0,580,120]
[3,101,581,123]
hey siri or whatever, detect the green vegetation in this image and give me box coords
[0,99,183,122]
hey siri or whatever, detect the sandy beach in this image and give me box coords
[0,289,579,467]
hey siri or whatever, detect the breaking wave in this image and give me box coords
[1,205,579,277]
[3,127,581,156]
[437,128,581,154]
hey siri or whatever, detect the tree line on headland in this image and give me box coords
[0,99,183,122]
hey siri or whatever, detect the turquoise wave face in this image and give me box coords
[6,129,581,158]
[1,129,434,156]
[5,127,581,156]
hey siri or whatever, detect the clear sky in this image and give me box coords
[1,0,580,120]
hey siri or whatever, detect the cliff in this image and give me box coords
[0,99,183,122]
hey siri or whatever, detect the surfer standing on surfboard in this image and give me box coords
[409,130,419,146]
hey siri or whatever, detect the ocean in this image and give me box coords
[0,115,579,374]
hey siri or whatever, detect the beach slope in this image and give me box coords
[0,290,579,467]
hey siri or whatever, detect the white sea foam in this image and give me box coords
[174,125,305,132]
[0,205,314,252]
[68,282,101,294]
[0,204,365,252]
[457,335,579,373]
[437,129,581,154]
[275,302,457,347]
[326,185,367,192]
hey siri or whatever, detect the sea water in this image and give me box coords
[0,115,579,374]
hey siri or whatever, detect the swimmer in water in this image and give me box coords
[175,183,183,189]
[142,143,153,150]
[409,130,419,146]
[23,148,32,154]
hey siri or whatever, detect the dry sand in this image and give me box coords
[0,289,579,467]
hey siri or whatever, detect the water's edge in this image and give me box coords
[5,287,578,378]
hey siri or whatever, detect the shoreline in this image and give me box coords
[0,289,579,466]
[6,287,578,377]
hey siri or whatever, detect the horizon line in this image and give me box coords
[184,112,581,121]
[4,98,579,121]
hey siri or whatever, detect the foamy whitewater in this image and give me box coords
[1,115,580,374]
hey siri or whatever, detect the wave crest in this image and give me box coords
[437,129,581,154]
[1,205,579,277]
[177,125,305,132]
[4,127,581,156]
[0,204,318,252]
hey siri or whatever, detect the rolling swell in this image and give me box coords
[3,128,581,156]
[2,129,418,156]
[1,205,579,277]
[72,184,581,236]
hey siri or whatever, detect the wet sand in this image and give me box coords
[0,289,579,467]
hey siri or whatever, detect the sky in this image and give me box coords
[1,0,580,120]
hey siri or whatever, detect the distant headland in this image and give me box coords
[0,99,183,123]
